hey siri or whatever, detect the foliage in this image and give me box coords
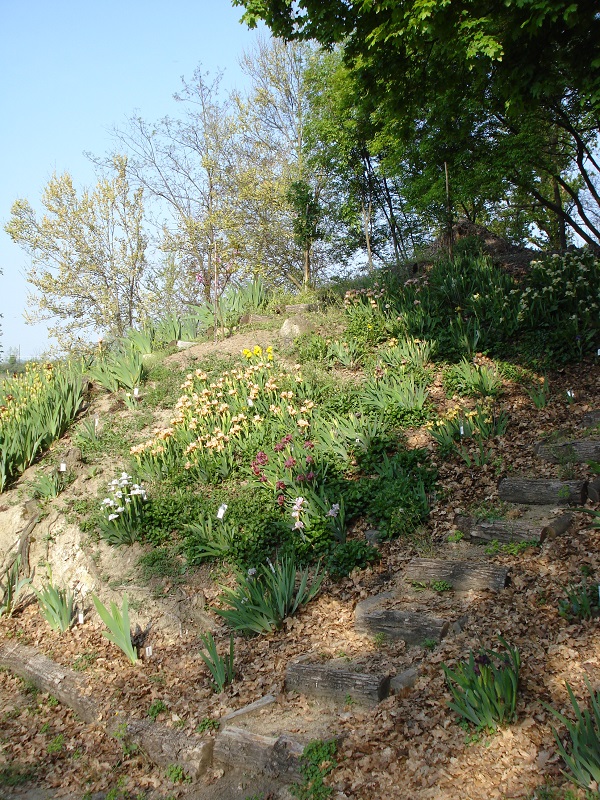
[526,376,551,409]
[33,566,75,633]
[99,473,147,546]
[183,517,238,565]
[442,638,521,730]
[359,373,430,427]
[444,359,503,399]
[558,582,600,621]
[290,738,337,800]
[0,555,31,618]
[429,404,509,459]
[0,361,84,492]
[147,699,167,721]
[196,716,220,733]
[325,540,380,578]
[547,680,600,792]
[516,251,600,360]
[165,764,190,784]
[214,556,323,635]
[91,593,138,664]
[29,470,70,500]
[5,156,148,348]
[89,345,146,393]
[199,632,235,693]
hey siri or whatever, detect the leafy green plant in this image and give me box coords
[526,376,550,409]
[0,555,31,617]
[431,580,453,593]
[447,530,464,543]
[184,517,238,564]
[214,556,324,635]
[33,566,75,633]
[89,345,146,393]
[442,638,520,730]
[0,763,37,787]
[99,473,147,546]
[445,358,503,399]
[423,638,437,651]
[291,738,338,800]
[196,716,220,733]
[47,734,65,754]
[0,361,84,492]
[325,540,380,577]
[359,373,430,426]
[29,470,69,500]
[147,699,168,721]
[91,593,138,664]
[558,582,600,621]
[165,763,190,784]
[199,632,235,692]
[546,679,600,792]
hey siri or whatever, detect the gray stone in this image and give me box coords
[176,340,196,349]
[285,303,319,314]
[279,316,315,341]
[390,667,418,695]
[365,529,383,545]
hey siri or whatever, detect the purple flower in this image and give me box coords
[255,451,269,465]
[277,494,286,506]
[303,440,315,450]
[284,457,297,469]
[306,471,315,481]
[276,480,286,490]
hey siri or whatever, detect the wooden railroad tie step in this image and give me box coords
[285,658,391,706]
[498,478,587,505]
[214,726,303,779]
[455,512,573,544]
[354,593,450,645]
[534,439,600,464]
[404,558,509,592]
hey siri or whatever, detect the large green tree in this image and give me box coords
[233,0,600,247]
[5,157,148,349]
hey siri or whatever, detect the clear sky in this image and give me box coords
[0,0,263,359]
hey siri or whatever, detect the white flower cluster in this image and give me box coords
[101,472,147,522]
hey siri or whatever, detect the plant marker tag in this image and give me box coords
[247,397,254,407]
[567,390,574,399]
[598,348,600,356]
[217,503,228,520]
[133,387,139,398]
[78,610,84,625]
[59,462,67,473]
[459,425,464,437]
[94,416,99,430]
[145,645,153,658]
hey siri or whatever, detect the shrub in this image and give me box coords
[442,638,520,730]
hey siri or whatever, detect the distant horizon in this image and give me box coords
[0,0,264,359]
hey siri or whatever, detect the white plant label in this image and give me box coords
[78,611,84,625]
[94,417,99,431]
[145,646,153,658]
[217,503,228,520]
[59,462,67,472]
[133,387,139,397]
[459,425,464,436]
[567,390,574,399]
[247,397,254,407]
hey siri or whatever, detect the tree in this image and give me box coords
[233,0,600,248]
[112,69,243,306]
[5,156,148,350]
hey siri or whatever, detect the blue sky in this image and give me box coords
[0,0,263,358]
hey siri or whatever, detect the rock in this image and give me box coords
[176,340,196,349]
[390,667,418,695]
[588,476,600,503]
[582,411,600,429]
[364,529,383,545]
[279,316,315,341]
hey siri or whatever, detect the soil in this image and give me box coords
[0,329,599,800]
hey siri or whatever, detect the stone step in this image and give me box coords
[285,657,390,706]
[534,439,600,464]
[404,558,509,592]
[355,593,450,645]
[455,511,573,544]
[498,477,587,505]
